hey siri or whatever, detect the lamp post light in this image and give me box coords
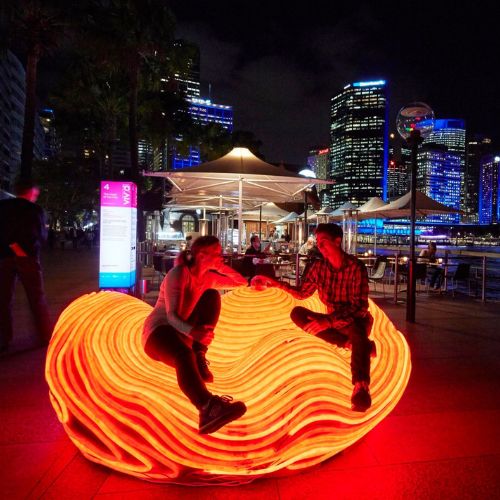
[396,102,434,323]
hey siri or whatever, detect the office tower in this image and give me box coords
[39,108,60,159]
[387,132,408,198]
[387,158,408,199]
[464,134,493,223]
[0,51,26,192]
[417,144,461,224]
[327,80,389,208]
[307,147,329,202]
[478,155,500,224]
[423,118,465,210]
[172,98,233,169]
[169,40,201,99]
[0,50,44,193]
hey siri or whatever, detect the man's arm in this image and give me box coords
[251,260,319,300]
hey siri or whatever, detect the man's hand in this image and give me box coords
[189,326,214,346]
[250,275,277,290]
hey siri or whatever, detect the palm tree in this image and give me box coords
[9,1,64,181]
[83,0,176,184]
[50,55,128,179]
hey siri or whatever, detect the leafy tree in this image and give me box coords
[82,0,176,183]
[231,130,264,158]
[49,54,128,178]
[32,156,100,228]
[6,0,65,181]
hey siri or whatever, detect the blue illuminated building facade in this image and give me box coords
[172,98,233,170]
[479,155,500,224]
[417,145,461,224]
[326,80,389,209]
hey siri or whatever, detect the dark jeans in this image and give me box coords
[291,306,373,385]
[0,256,52,348]
[144,289,221,409]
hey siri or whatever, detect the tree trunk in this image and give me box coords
[128,62,139,183]
[20,50,39,182]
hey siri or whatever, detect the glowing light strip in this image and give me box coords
[45,288,411,484]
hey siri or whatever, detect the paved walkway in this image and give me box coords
[1,248,500,499]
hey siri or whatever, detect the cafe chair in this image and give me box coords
[368,260,388,296]
[447,263,472,297]
[414,263,429,293]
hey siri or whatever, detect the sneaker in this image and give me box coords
[196,351,214,383]
[351,381,371,412]
[199,395,247,434]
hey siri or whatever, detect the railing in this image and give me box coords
[365,246,500,303]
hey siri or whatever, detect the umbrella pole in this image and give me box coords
[238,178,243,254]
[259,205,262,240]
[374,217,377,255]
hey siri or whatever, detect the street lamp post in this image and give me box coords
[397,102,434,323]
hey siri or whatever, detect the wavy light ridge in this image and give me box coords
[45,288,411,484]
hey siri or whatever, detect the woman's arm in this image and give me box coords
[209,263,248,289]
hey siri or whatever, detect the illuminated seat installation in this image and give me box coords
[45,288,411,484]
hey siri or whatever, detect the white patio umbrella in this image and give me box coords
[144,147,333,252]
[363,191,460,219]
[328,201,360,220]
[242,202,290,221]
[357,191,460,254]
[273,211,300,224]
[314,206,335,223]
[357,197,388,255]
[242,202,290,240]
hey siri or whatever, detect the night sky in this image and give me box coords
[172,1,500,165]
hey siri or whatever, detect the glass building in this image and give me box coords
[326,80,389,208]
[417,144,461,224]
[478,155,500,224]
[464,134,493,223]
[307,147,329,201]
[422,118,465,212]
[0,50,44,193]
[172,98,233,169]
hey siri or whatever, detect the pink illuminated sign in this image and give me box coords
[100,182,137,208]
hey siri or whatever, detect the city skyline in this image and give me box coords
[173,2,500,165]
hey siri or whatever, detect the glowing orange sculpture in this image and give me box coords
[45,288,411,484]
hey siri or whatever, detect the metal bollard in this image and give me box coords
[139,279,148,298]
[482,256,486,303]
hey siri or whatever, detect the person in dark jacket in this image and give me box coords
[0,180,52,352]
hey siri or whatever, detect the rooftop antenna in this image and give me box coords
[208,83,212,100]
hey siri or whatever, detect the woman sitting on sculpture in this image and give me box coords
[143,235,248,434]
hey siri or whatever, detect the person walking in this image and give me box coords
[0,180,52,352]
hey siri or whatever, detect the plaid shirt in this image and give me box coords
[281,253,370,324]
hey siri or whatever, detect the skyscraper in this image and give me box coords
[417,144,461,224]
[170,40,201,99]
[307,147,329,201]
[327,80,389,208]
[479,155,500,224]
[464,134,492,223]
[422,118,465,213]
[0,50,44,193]
[171,98,233,169]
